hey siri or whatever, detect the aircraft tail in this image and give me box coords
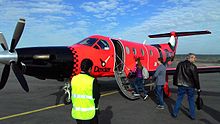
[148,30,211,52]
[148,30,211,38]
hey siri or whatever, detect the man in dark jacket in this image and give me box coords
[171,53,201,120]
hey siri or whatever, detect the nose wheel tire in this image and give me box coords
[63,93,71,105]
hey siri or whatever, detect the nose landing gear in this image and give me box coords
[62,81,71,105]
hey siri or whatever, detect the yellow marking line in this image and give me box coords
[0,90,118,121]
[101,91,118,97]
[0,104,65,121]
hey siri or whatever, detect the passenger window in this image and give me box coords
[97,39,110,50]
[132,48,137,55]
[150,50,153,56]
[126,47,130,54]
[141,48,144,56]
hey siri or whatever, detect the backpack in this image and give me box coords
[142,67,149,79]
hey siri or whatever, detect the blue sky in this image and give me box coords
[0,0,220,54]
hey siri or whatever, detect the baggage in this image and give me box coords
[195,91,203,110]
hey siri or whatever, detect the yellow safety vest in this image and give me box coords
[71,74,96,120]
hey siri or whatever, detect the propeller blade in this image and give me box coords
[10,18,25,51]
[0,65,10,89]
[0,32,9,50]
[12,63,29,92]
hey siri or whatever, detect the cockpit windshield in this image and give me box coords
[78,38,97,46]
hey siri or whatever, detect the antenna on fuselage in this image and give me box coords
[143,40,147,45]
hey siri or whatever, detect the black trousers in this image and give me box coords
[76,114,98,124]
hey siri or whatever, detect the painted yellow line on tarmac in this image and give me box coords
[0,104,65,121]
[101,91,119,97]
[0,90,118,121]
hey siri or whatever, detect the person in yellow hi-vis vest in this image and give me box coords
[71,58,100,124]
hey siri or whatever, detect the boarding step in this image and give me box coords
[116,71,126,77]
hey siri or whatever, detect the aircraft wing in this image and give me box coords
[166,66,220,75]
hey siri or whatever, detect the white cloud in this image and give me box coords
[1,0,219,54]
[0,0,80,47]
[167,0,192,5]
[28,1,74,16]
[0,0,75,21]
[104,21,119,31]
[114,0,220,54]
[81,0,119,13]
[129,0,149,5]
[118,0,220,37]
[81,0,149,19]
[30,0,63,2]
[79,0,151,35]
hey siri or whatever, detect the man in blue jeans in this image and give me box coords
[152,57,166,109]
[171,53,201,120]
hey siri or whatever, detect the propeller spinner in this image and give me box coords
[0,18,29,92]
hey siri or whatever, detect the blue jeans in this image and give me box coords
[172,86,195,118]
[155,85,164,106]
[134,77,148,95]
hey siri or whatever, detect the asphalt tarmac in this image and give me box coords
[0,71,220,124]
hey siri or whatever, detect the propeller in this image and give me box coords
[0,65,10,89]
[0,32,9,50]
[0,18,29,92]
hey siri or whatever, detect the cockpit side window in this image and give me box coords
[97,39,110,50]
[93,45,100,49]
[78,38,97,46]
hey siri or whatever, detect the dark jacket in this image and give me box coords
[173,60,200,89]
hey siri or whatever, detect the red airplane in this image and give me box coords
[0,18,220,104]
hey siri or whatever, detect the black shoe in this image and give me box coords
[189,116,195,120]
[171,113,177,118]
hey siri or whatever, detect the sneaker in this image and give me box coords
[143,95,148,100]
[156,105,164,109]
[133,93,140,97]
